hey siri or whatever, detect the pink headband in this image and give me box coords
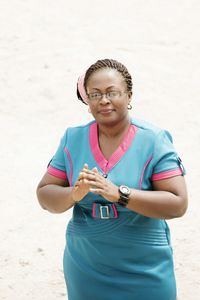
[77,74,88,104]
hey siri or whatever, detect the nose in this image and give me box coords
[99,94,110,104]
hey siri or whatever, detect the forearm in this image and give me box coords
[126,189,186,219]
[37,184,75,214]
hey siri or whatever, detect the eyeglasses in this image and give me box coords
[87,91,127,101]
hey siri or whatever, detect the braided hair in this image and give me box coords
[84,59,132,92]
[77,59,133,104]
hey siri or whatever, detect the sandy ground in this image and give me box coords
[0,0,200,299]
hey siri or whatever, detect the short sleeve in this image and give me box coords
[47,131,68,181]
[151,130,186,181]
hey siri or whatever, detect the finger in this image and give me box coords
[82,166,99,174]
[79,169,104,184]
[89,187,102,195]
[75,181,80,187]
[92,167,98,173]
[78,172,85,179]
[76,178,94,187]
[83,169,103,180]
[77,178,96,188]
[81,171,101,182]
[82,168,96,175]
[86,180,104,189]
[79,164,89,175]
[79,172,95,182]
[79,170,94,179]
[75,179,86,188]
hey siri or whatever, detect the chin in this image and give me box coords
[96,117,119,126]
[95,112,128,126]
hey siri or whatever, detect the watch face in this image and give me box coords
[119,185,130,196]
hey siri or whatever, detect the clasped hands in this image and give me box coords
[71,163,119,203]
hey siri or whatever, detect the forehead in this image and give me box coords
[86,68,125,90]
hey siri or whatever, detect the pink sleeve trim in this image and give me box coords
[47,165,68,180]
[151,168,183,181]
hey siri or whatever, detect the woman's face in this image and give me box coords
[86,68,132,126]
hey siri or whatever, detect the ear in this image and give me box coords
[126,91,132,108]
[127,91,132,100]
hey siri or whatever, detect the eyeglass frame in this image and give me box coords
[86,90,128,101]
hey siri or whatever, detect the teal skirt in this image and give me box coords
[63,204,176,300]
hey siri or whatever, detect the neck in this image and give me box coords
[97,116,131,138]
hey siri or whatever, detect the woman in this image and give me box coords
[36,59,188,300]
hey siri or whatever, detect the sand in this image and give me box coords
[1,0,200,299]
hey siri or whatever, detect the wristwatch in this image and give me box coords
[118,185,131,207]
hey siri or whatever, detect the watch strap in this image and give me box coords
[118,194,129,207]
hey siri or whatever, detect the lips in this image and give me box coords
[98,109,114,115]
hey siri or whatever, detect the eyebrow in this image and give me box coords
[89,86,118,92]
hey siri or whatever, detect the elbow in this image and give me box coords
[176,202,188,218]
[36,186,47,211]
[36,186,67,214]
[171,196,188,219]
[38,200,48,211]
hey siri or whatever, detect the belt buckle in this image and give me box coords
[100,205,110,219]
[92,203,118,219]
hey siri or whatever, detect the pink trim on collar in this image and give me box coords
[89,122,138,174]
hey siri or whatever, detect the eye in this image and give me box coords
[107,91,120,97]
[89,93,101,99]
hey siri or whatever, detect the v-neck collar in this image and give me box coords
[89,122,138,174]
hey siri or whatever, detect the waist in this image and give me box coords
[67,204,170,246]
[67,221,170,246]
